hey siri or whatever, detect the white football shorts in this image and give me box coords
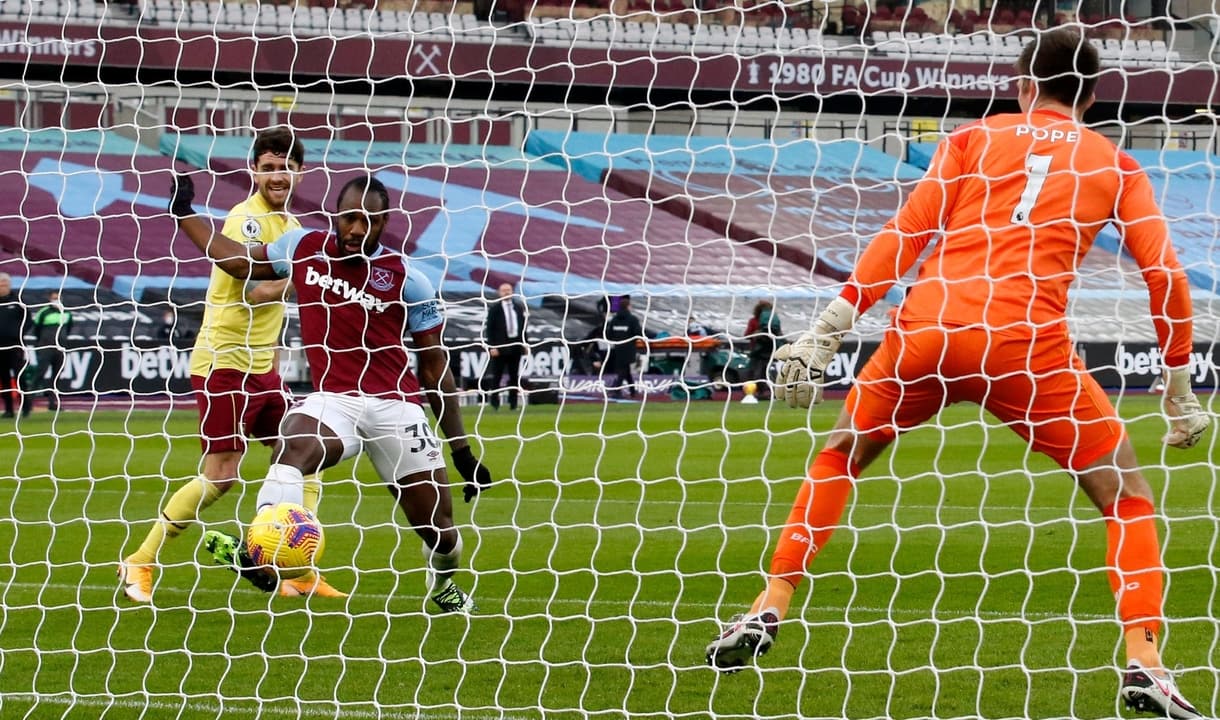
[284,392,446,483]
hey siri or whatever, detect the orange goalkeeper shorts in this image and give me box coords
[846,322,1124,471]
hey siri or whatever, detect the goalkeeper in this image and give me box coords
[171,173,492,614]
[120,127,345,601]
[707,28,1210,719]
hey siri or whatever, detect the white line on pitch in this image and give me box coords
[0,484,1115,515]
[0,580,1114,622]
[0,694,533,720]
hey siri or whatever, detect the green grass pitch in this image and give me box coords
[0,396,1216,719]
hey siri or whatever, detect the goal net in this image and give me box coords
[1,1,1217,718]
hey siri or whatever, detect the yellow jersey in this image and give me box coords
[189,192,301,376]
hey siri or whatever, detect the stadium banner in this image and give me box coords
[25,340,195,396]
[24,338,579,397]
[3,22,1216,106]
[816,340,1219,392]
[27,338,1217,397]
[1082,341,1218,390]
[453,341,573,387]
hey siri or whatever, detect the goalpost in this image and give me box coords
[0,2,1217,718]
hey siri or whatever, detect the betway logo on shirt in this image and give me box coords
[303,265,390,313]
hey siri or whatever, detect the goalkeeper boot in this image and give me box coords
[1121,661,1204,719]
[430,578,478,614]
[117,557,154,603]
[705,610,780,673]
[280,571,348,598]
[202,529,277,593]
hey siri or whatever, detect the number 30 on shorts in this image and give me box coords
[404,423,440,453]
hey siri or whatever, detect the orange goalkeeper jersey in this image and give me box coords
[842,109,1194,367]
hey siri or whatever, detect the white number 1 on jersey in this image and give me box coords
[1011,153,1053,224]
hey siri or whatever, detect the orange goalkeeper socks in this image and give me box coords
[1104,495,1164,665]
[752,448,856,618]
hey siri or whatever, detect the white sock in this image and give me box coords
[421,534,463,595]
[255,464,306,512]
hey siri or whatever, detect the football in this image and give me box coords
[246,503,325,579]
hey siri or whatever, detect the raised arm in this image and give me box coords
[169,174,281,281]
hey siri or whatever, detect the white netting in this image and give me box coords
[1,1,1218,718]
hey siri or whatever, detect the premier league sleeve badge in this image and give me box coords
[241,217,262,240]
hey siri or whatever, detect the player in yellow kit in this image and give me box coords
[120,127,345,601]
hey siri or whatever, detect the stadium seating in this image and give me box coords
[0,126,826,300]
[0,128,223,297]
[866,27,1181,66]
[514,128,1220,345]
[525,129,921,289]
[164,133,819,299]
[1098,149,1220,295]
[38,0,1187,67]
[522,13,824,56]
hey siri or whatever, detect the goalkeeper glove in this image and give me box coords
[452,446,493,503]
[1162,365,1210,449]
[774,296,857,409]
[169,173,196,219]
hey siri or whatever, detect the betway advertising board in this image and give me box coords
[810,341,1217,391]
[27,339,1218,398]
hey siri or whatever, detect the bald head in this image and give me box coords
[497,283,513,299]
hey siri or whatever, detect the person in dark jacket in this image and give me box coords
[28,290,73,411]
[481,283,528,410]
[0,273,28,418]
[603,295,643,399]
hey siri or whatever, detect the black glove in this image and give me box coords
[169,173,196,219]
[452,446,492,503]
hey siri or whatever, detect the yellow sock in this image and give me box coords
[292,475,324,585]
[302,473,322,514]
[749,577,797,620]
[1125,626,1162,670]
[128,476,225,564]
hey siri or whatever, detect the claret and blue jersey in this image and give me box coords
[263,227,444,402]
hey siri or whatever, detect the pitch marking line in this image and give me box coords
[0,484,1115,516]
[1,580,1114,622]
[0,694,532,720]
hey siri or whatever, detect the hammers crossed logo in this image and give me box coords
[411,44,442,75]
